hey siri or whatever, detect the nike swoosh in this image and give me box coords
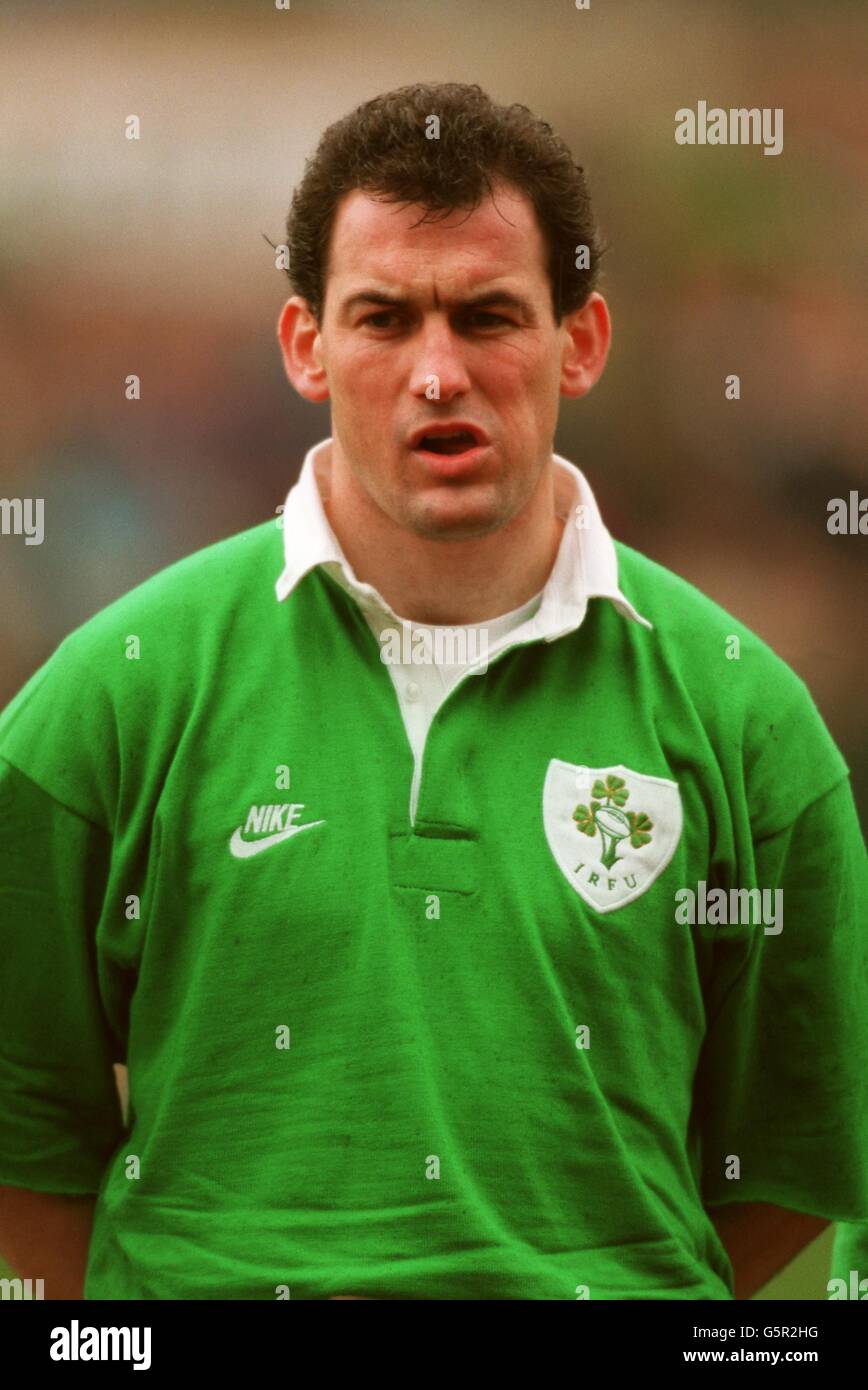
[229,819,325,859]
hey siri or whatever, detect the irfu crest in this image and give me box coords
[543,762,682,914]
[572,774,654,869]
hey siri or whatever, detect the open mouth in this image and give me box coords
[415,431,479,455]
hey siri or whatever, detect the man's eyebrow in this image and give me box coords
[463,289,536,317]
[339,288,537,319]
[340,290,404,316]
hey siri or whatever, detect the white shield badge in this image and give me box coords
[543,761,683,914]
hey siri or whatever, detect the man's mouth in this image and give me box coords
[409,423,490,460]
[415,430,479,456]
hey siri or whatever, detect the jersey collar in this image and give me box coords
[275,436,652,639]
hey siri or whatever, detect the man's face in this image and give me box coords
[312,181,572,540]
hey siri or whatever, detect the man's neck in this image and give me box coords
[323,455,565,626]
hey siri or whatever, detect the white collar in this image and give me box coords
[275,436,652,640]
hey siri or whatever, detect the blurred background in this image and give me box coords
[1,0,865,1299]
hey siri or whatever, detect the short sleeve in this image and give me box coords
[696,775,868,1220]
[0,757,126,1194]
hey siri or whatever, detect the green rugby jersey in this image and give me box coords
[1,447,866,1301]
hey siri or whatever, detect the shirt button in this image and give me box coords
[406,681,421,702]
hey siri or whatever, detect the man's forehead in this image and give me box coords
[327,184,547,284]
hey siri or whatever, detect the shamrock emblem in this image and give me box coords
[573,775,654,869]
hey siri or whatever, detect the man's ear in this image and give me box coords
[559,291,611,400]
[277,296,330,403]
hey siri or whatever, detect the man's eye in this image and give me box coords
[363,311,398,328]
[465,311,510,326]
[361,310,511,330]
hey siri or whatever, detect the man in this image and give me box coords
[1,82,866,1301]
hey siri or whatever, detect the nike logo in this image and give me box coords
[229,802,325,859]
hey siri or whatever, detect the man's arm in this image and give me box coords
[0,1186,96,1299]
[0,763,125,1302]
[708,1201,830,1299]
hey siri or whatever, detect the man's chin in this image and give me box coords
[399,489,513,542]
[404,508,509,542]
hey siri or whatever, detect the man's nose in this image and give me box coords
[408,320,472,400]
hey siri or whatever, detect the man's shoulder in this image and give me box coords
[612,540,850,822]
[0,517,283,816]
[615,540,797,679]
[18,515,283,684]
[74,515,282,641]
[616,539,749,626]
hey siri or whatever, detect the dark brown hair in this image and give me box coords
[283,82,607,326]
